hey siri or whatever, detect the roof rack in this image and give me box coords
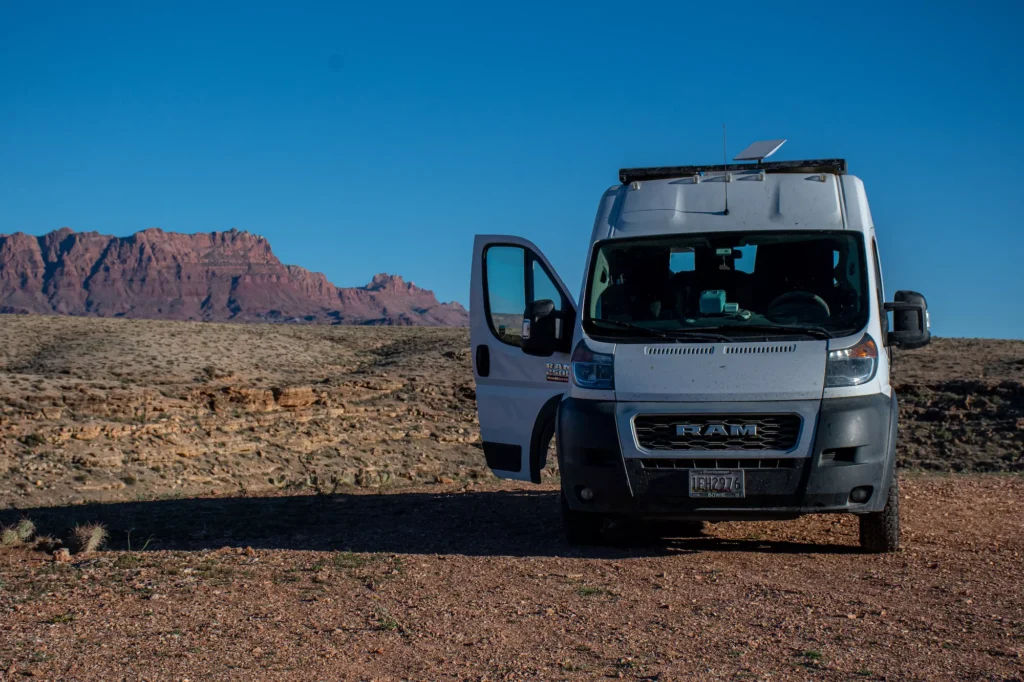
[619,158,847,185]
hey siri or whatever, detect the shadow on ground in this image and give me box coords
[0,489,858,557]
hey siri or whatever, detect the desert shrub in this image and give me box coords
[33,536,62,552]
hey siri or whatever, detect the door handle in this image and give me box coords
[475,345,490,377]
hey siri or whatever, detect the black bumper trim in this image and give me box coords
[557,394,897,517]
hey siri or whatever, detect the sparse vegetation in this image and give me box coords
[333,551,374,570]
[33,536,61,552]
[576,585,609,597]
[114,554,142,569]
[19,433,46,448]
[373,605,400,632]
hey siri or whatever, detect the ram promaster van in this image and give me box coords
[470,141,931,553]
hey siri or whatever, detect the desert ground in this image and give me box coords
[0,317,1021,680]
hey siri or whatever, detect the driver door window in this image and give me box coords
[484,245,564,347]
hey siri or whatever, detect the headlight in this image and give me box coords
[825,335,878,387]
[571,340,614,390]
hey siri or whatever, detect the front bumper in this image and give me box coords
[556,394,897,520]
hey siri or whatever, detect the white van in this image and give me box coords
[469,143,930,553]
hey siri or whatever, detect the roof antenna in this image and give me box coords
[722,124,729,216]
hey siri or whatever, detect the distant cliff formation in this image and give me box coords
[0,228,467,326]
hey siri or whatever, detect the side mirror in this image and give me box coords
[884,290,930,350]
[521,299,572,356]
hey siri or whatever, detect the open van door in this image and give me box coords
[470,235,577,483]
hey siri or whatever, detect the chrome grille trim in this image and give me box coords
[633,414,801,452]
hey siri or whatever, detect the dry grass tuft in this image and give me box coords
[33,535,62,552]
[71,523,108,555]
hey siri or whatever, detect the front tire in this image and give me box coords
[561,491,605,545]
[859,475,900,553]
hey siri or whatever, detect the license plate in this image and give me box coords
[689,469,745,498]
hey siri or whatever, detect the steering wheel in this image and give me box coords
[765,291,831,323]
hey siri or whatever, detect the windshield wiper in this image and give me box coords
[710,324,833,340]
[663,329,734,342]
[591,319,732,343]
[589,318,681,341]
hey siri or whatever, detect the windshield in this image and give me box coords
[583,231,869,340]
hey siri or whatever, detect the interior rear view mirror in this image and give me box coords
[884,290,930,350]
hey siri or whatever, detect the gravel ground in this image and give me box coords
[1,474,1022,681]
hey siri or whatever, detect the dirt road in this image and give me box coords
[1,474,1022,681]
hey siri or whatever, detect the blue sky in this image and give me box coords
[1,1,1021,338]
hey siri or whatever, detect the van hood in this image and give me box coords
[613,341,827,402]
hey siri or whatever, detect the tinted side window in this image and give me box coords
[484,245,567,347]
[531,259,563,312]
[484,245,527,346]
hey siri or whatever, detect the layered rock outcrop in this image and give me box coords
[0,228,466,325]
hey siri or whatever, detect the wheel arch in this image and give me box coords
[529,394,563,484]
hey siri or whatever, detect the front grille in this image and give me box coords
[633,414,801,452]
[638,457,800,470]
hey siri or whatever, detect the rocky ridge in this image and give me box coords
[0,227,467,326]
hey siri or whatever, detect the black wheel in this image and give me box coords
[561,491,605,545]
[859,475,900,553]
[675,520,706,537]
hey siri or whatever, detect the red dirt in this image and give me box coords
[1,474,1022,681]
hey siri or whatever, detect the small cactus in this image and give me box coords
[1,527,21,548]
[15,519,36,542]
[71,523,108,555]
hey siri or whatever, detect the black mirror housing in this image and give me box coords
[521,299,573,356]
[884,290,930,350]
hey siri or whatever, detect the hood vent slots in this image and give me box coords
[645,346,715,356]
[724,344,797,355]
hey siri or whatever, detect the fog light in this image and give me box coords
[850,486,872,503]
[579,487,595,502]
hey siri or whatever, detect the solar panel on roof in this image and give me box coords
[733,139,787,162]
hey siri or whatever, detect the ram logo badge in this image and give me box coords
[545,362,569,383]
[676,423,758,437]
